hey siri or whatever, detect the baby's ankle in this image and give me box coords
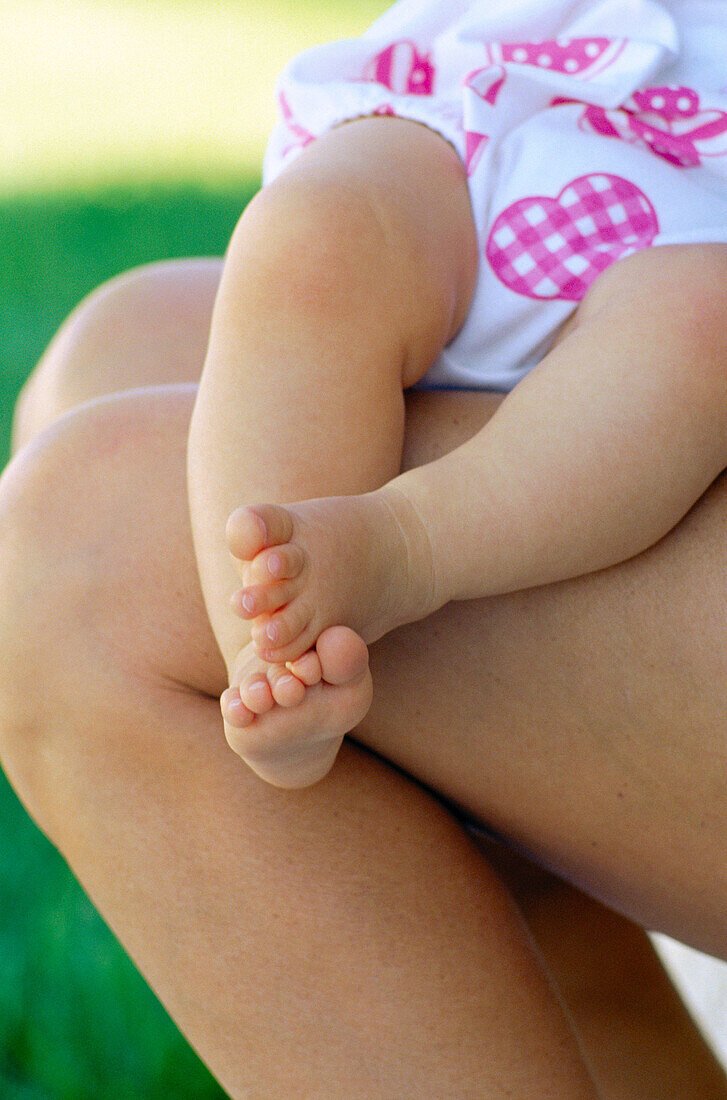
[374,483,442,625]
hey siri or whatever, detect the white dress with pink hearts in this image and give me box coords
[263,0,727,391]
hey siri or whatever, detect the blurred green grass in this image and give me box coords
[0,178,260,1098]
[0,182,256,456]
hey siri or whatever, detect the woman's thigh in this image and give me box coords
[372,390,727,953]
[10,257,727,954]
[4,261,726,1091]
[0,388,598,1099]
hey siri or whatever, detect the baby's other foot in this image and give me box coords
[226,493,434,666]
[221,626,372,788]
[226,646,323,716]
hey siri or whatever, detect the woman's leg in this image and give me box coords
[361,388,727,956]
[480,837,727,1098]
[0,388,600,1098]
[13,263,727,958]
[11,257,222,451]
[3,259,723,1094]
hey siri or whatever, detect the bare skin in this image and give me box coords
[227,237,727,674]
[2,258,726,1097]
[188,117,727,789]
[187,118,480,788]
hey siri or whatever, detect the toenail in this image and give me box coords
[220,687,236,710]
[241,592,256,613]
[221,691,244,723]
[266,623,278,641]
[267,553,281,576]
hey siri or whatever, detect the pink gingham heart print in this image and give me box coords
[486,174,659,301]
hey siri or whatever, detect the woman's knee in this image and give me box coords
[12,257,221,452]
[0,403,128,813]
[0,389,204,828]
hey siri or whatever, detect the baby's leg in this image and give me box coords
[235,242,727,661]
[188,117,477,785]
[390,243,727,605]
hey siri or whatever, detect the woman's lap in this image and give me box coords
[3,376,726,1095]
[359,389,727,954]
[1,256,726,1091]
[0,386,604,1097]
[7,257,727,953]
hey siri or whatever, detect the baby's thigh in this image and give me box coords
[575,242,727,328]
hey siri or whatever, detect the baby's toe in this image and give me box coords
[286,650,322,686]
[247,543,305,584]
[239,672,275,715]
[226,507,269,562]
[316,626,369,685]
[220,686,254,728]
[252,602,313,662]
[266,666,306,708]
[231,580,299,620]
[226,503,294,561]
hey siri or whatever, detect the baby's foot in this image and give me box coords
[225,489,435,666]
[221,626,372,788]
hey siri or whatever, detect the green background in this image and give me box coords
[0,182,260,1099]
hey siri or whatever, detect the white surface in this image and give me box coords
[652,934,727,1065]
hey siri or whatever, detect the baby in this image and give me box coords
[187,0,727,787]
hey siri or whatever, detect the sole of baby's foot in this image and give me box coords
[226,492,435,666]
[221,626,372,789]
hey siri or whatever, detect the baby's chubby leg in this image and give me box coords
[391,243,727,605]
[231,243,727,679]
[187,117,477,785]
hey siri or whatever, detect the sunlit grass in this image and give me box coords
[2,0,388,195]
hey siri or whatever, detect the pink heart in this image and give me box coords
[464,131,489,175]
[486,174,659,301]
[576,85,727,169]
[363,41,435,96]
